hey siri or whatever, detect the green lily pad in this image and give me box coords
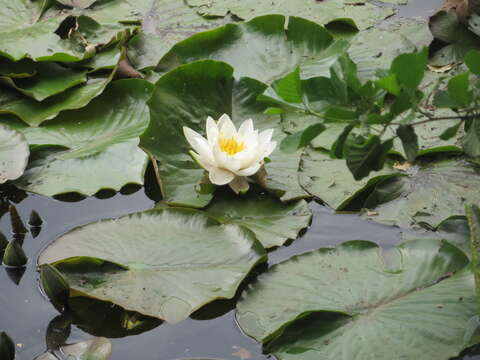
[0,74,113,127]
[0,124,29,184]
[55,0,97,9]
[14,79,152,196]
[299,149,397,210]
[205,192,311,248]
[236,239,477,360]
[39,208,267,323]
[62,337,112,360]
[129,0,228,70]
[0,0,87,62]
[363,158,480,229]
[402,216,471,256]
[187,0,393,30]
[1,63,88,101]
[0,57,36,78]
[140,60,306,207]
[429,10,480,66]
[349,17,433,80]
[159,15,351,84]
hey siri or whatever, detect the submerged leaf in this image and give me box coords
[0,125,29,184]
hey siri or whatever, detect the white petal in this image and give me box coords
[236,163,261,177]
[183,126,215,165]
[190,151,212,171]
[219,114,237,138]
[244,129,259,148]
[233,147,257,168]
[263,141,277,158]
[238,119,254,140]
[217,114,232,128]
[213,143,228,168]
[206,116,219,146]
[209,168,235,185]
[229,176,250,194]
[258,128,274,145]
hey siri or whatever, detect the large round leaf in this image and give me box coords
[0,0,86,62]
[299,149,397,210]
[140,60,307,208]
[0,75,113,127]
[205,192,312,248]
[0,124,29,184]
[236,239,476,360]
[187,0,393,30]
[363,158,480,229]
[39,208,267,323]
[158,15,342,84]
[14,79,153,196]
[129,0,228,70]
[0,63,88,101]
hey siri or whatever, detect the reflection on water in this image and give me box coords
[1,183,479,360]
[0,1,471,359]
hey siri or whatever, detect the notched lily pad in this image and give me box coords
[15,79,152,197]
[363,158,480,229]
[38,208,267,323]
[0,124,29,184]
[206,191,312,248]
[237,239,476,360]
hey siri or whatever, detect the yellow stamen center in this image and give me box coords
[219,137,246,155]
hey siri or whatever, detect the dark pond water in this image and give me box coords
[3,0,479,359]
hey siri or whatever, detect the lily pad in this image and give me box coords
[349,17,433,80]
[206,192,311,248]
[0,124,29,184]
[1,63,88,101]
[39,208,267,323]
[299,149,397,210]
[187,0,393,30]
[14,79,152,196]
[236,239,477,360]
[402,216,471,256]
[55,0,97,9]
[363,158,480,229]
[0,74,113,127]
[140,60,306,207]
[159,15,349,84]
[130,0,228,70]
[0,0,86,62]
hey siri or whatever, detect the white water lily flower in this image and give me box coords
[183,114,276,193]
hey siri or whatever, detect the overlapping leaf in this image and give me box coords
[14,79,153,196]
[206,192,311,248]
[0,124,29,184]
[140,60,307,208]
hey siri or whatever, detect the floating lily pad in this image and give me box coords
[349,17,433,80]
[39,208,267,323]
[15,79,152,196]
[0,124,29,184]
[54,0,97,9]
[363,159,480,229]
[206,192,311,248]
[159,15,350,84]
[129,0,228,70]
[1,63,88,101]
[140,60,306,207]
[187,0,393,30]
[237,239,476,360]
[0,0,86,62]
[402,216,471,256]
[299,149,397,210]
[0,74,114,127]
